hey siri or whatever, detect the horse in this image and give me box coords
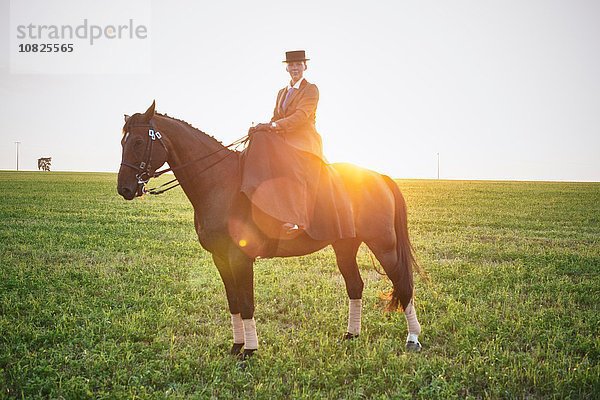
[117,101,423,358]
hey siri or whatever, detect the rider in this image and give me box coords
[241,50,354,240]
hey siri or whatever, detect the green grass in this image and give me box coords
[0,171,598,399]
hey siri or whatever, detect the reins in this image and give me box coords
[121,120,249,195]
[146,136,248,195]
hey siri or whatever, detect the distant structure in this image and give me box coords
[15,142,21,171]
[38,157,52,171]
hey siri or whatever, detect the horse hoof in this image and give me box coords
[230,343,244,355]
[342,332,359,341]
[238,349,256,361]
[406,341,422,352]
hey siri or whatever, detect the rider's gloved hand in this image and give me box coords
[254,123,272,131]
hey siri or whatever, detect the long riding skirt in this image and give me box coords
[241,130,355,241]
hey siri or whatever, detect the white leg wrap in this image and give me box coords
[231,313,244,344]
[405,299,421,337]
[242,318,258,350]
[347,298,362,335]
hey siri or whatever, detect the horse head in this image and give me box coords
[117,101,169,200]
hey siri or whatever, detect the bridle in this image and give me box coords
[120,120,249,195]
[120,122,167,187]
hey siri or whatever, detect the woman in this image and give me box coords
[241,50,354,241]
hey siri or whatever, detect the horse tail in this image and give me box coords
[382,175,419,312]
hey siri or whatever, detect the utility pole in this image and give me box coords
[15,141,21,171]
[437,152,440,180]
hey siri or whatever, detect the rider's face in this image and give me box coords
[286,61,306,84]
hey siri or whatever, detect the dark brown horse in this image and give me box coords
[117,101,423,358]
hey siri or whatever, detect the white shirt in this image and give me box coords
[287,77,305,90]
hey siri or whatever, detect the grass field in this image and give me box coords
[0,171,598,399]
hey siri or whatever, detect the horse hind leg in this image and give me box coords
[366,237,422,351]
[404,299,422,351]
[332,239,364,340]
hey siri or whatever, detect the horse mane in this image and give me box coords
[155,112,231,151]
[122,110,238,153]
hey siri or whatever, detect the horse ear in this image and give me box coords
[142,100,156,122]
[124,114,131,122]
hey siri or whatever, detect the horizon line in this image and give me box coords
[1,169,598,184]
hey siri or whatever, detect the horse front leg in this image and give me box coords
[212,254,245,355]
[228,252,257,359]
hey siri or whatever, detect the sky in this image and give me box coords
[1,0,599,181]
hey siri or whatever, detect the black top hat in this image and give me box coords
[283,50,310,63]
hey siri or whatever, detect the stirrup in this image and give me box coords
[282,223,300,235]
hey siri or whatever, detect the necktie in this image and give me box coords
[282,87,295,110]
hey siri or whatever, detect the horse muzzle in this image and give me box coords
[117,183,144,200]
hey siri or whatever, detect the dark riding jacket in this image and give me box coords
[270,79,324,160]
